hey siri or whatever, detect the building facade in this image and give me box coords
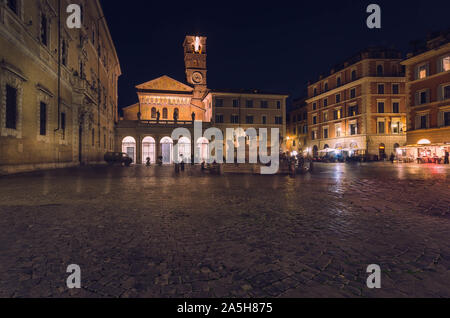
[0,0,121,174]
[286,98,308,154]
[116,35,287,165]
[400,31,450,162]
[306,48,407,160]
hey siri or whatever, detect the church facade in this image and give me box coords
[116,36,288,164]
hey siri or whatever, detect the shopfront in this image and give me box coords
[398,139,450,164]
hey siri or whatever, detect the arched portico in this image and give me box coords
[122,136,137,163]
[197,137,209,163]
[142,136,156,164]
[160,137,174,164]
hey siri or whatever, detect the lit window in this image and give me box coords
[442,56,450,72]
[350,124,357,135]
[418,64,428,79]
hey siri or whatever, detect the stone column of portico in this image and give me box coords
[156,136,162,161]
[136,136,142,164]
[191,134,196,164]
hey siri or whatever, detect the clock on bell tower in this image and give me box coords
[183,35,207,88]
[183,35,208,120]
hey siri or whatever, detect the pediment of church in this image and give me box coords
[136,75,193,93]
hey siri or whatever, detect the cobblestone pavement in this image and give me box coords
[0,163,449,298]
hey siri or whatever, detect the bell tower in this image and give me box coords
[183,35,208,118]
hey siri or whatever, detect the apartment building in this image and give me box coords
[306,47,407,160]
[0,0,121,174]
[400,30,450,162]
[286,98,308,154]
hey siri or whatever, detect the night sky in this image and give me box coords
[99,0,450,110]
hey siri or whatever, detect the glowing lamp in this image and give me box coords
[417,139,431,145]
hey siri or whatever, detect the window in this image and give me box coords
[303,113,307,121]
[420,91,428,104]
[393,102,400,113]
[215,98,224,107]
[323,128,329,139]
[62,39,68,66]
[350,88,356,99]
[215,114,224,123]
[5,85,17,130]
[335,125,341,137]
[351,70,357,81]
[39,102,47,136]
[323,98,328,107]
[350,123,357,135]
[313,88,317,96]
[303,125,308,134]
[246,100,253,108]
[261,101,268,108]
[377,65,383,76]
[378,102,385,113]
[151,107,157,119]
[246,116,254,124]
[92,129,95,146]
[378,84,385,94]
[349,105,358,117]
[40,14,48,47]
[378,122,385,134]
[392,121,401,134]
[275,117,283,125]
[277,101,281,109]
[7,0,18,15]
[162,108,168,119]
[418,64,428,79]
[313,115,317,125]
[392,84,399,95]
[441,85,450,100]
[233,99,240,108]
[231,115,239,124]
[323,112,328,122]
[312,103,317,110]
[444,112,450,127]
[312,130,317,140]
[420,115,428,129]
[442,56,450,72]
[61,112,66,140]
[333,109,342,120]
[337,77,341,87]
[335,94,341,103]
[261,116,267,125]
[324,83,329,91]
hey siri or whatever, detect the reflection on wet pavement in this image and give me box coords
[0,163,449,297]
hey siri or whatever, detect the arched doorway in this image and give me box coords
[160,137,173,164]
[142,136,156,164]
[176,137,191,163]
[197,137,209,163]
[313,145,319,158]
[379,143,386,159]
[122,136,136,163]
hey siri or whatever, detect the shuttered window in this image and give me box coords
[40,102,47,136]
[6,85,17,130]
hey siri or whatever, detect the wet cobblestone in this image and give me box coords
[0,163,449,298]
